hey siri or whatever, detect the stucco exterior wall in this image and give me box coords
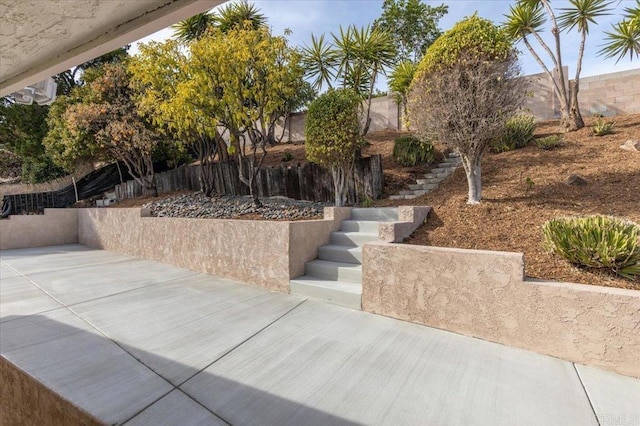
[362,242,640,378]
[77,208,344,292]
[0,209,78,250]
[0,356,103,426]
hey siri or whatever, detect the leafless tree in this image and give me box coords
[408,55,526,204]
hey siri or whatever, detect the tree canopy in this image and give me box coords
[503,0,614,131]
[409,15,524,204]
[373,0,448,64]
[305,88,366,206]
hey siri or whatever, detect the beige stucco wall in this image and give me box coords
[0,356,103,426]
[0,209,78,250]
[78,208,345,292]
[362,242,640,378]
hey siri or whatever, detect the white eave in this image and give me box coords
[0,0,223,97]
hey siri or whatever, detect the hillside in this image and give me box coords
[375,114,640,290]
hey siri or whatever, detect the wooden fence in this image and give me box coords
[115,155,383,204]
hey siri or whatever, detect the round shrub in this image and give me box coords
[542,215,640,280]
[305,88,366,206]
[393,135,435,166]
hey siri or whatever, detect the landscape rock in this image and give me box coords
[143,192,328,220]
[566,174,588,186]
[620,139,640,152]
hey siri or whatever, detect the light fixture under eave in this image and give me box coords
[10,77,57,106]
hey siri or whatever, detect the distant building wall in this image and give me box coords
[523,67,640,119]
[577,68,640,117]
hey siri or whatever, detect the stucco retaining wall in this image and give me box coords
[0,356,103,426]
[362,242,640,378]
[0,209,78,250]
[78,207,347,293]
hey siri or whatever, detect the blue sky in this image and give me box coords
[132,0,639,89]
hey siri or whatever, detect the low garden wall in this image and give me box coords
[0,209,78,250]
[362,242,640,378]
[0,356,102,426]
[78,207,350,293]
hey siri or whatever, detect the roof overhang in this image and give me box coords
[0,0,223,97]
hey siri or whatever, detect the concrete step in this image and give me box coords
[340,220,380,233]
[416,178,440,185]
[400,190,429,196]
[408,183,437,191]
[435,163,457,169]
[444,157,462,164]
[448,151,461,158]
[305,259,362,284]
[330,231,378,247]
[429,168,451,176]
[350,207,398,222]
[318,244,362,264]
[290,276,362,310]
[422,173,442,179]
[388,195,409,200]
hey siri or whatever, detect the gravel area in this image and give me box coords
[143,192,328,220]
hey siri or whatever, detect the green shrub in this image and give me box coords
[393,136,435,166]
[534,135,564,150]
[305,88,366,206]
[592,119,615,136]
[282,151,293,162]
[491,114,536,153]
[542,216,640,280]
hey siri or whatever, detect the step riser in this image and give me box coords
[330,232,378,247]
[305,263,362,283]
[340,221,380,233]
[408,184,437,191]
[350,208,398,222]
[416,179,440,185]
[318,246,362,264]
[290,281,361,309]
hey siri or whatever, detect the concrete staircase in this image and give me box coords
[290,207,399,310]
[390,152,462,200]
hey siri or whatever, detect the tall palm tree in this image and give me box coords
[599,2,640,62]
[214,0,267,33]
[172,13,215,43]
[558,0,613,128]
[504,0,613,131]
[301,25,395,134]
[172,0,267,42]
[301,34,338,92]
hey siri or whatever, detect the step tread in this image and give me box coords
[306,259,363,270]
[290,276,362,294]
[320,244,363,253]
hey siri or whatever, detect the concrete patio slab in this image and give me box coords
[71,274,303,385]
[182,301,598,426]
[2,244,639,426]
[576,364,640,426]
[0,244,133,275]
[22,257,198,306]
[0,262,21,279]
[0,308,173,425]
[125,390,226,426]
[0,275,63,322]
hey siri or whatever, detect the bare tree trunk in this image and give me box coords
[568,80,584,131]
[462,154,482,204]
[332,165,347,207]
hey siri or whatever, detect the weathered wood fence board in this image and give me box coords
[114,155,383,204]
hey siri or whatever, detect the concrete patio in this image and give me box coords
[1,244,639,425]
